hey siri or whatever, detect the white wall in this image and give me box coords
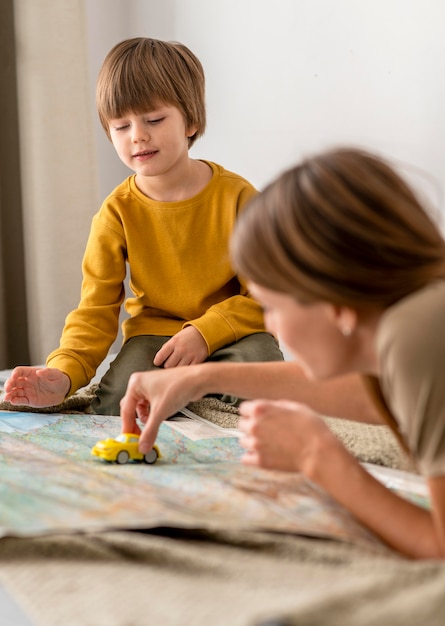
[10,0,444,365]
[86,0,445,217]
[83,0,444,361]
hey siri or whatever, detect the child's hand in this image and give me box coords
[3,367,70,408]
[153,326,208,368]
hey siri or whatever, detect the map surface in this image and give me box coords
[0,410,401,550]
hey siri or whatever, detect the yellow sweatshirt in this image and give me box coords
[47,161,266,394]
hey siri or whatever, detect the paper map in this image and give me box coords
[0,409,426,550]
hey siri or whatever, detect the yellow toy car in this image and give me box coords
[91,433,161,465]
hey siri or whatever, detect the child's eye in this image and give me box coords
[113,124,129,131]
[146,117,164,125]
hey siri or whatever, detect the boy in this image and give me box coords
[4,37,282,415]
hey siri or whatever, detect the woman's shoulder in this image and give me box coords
[378,281,445,343]
[377,281,445,475]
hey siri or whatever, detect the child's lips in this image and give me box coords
[133,150,157,159]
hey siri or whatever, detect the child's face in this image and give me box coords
[108,104,198,178]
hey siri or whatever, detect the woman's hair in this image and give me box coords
[96,37,206,147]
[231,147,445,308]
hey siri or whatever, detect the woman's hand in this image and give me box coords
[238,398,338,476]
[120,365,206,451]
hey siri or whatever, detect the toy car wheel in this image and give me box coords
[116,450,130,465]
[143,448,158,464]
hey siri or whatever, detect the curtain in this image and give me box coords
[0,0,99,369]
[0,0,30,368]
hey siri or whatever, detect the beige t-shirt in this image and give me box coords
[376,281,445,477]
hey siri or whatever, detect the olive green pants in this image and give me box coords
[90,333,283,416]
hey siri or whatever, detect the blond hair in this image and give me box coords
[96,37,206,147]
[231,147,445,308]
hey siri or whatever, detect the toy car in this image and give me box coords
[91,433,161,465]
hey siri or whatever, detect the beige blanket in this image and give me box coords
[1,389,442,626]
[0,527,444,626]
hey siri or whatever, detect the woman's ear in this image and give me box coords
[327,305,358,337]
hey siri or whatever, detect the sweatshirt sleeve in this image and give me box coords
[182,180,267,354]
[185,292,266,354]
[46,213,126,395]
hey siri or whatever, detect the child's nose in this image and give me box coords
[132,122,150,142]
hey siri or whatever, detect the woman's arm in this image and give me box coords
[239,398,445,559]
[120,360,381,449]
[428,477,445,555]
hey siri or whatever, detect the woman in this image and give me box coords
[120,147,445,559]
